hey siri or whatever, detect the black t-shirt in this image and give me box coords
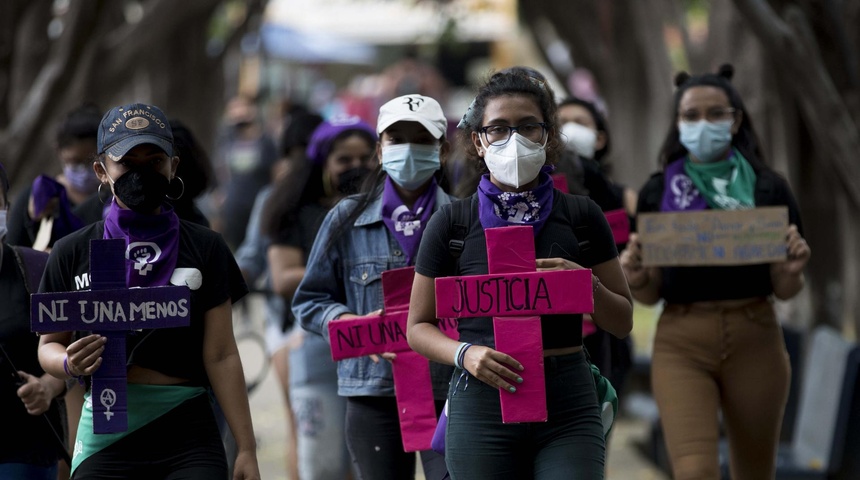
[0,243,64,466]
[635,168,803,303]
[38,220,248,385]
[416,191,618,350]
[273,202,330,263]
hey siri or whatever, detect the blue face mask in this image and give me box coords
[381,143,441,190]
[678,119,733,162]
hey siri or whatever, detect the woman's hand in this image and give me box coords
[232,449,261,480]
[66,334,107,377]
[16,372,55,415]
[619,233,648,287]
[776,224,811,275]
[462,345,524,393]
[535,257,583,271]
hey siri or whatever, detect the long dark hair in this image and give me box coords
[658,64,767,172]
[56,102,101,148]
[456,66,563,176]
[261,126,376,239]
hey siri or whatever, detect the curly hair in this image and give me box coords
[456,67,564,175]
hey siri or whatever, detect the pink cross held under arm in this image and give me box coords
[327,266,458,452]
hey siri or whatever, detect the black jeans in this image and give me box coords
[445,351,605,479]
[345,396,448,480]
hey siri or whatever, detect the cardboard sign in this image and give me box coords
[30,239,190,433]
[435,226,594,423]
[637,207,788,266]
[326,266,459,452]
[604,208,630,245]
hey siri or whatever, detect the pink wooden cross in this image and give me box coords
[435,226,593,422]
[328,266,458,452]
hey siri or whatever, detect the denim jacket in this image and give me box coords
[293,186,454,398]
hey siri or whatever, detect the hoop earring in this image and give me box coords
[166,176,185,201]
[97,183,109,205]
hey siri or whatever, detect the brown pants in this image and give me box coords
[652,298,790,480]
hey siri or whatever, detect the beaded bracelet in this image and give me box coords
[63,356,85,385]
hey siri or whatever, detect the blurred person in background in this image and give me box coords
[293,95,453,480]
[234,107,323,480]
[6,103,102,250]
[0,162,67,480]
[265,115,377,480]
[557,97,635,397]
[213,96,278,250]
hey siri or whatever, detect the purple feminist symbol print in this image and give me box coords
[30,239,190,433]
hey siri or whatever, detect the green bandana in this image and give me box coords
[684,150,756,210]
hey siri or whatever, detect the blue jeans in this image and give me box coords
[0,463,58,480]
[445,351,605,479]
[290,382,351,480]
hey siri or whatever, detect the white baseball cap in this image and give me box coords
[376,94,447,139]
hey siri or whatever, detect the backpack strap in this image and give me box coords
[448,195,475,260]
[561,192,592,256]
[10,245,48,294]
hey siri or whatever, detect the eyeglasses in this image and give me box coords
[480,123,547,146]
[678,108,736,124]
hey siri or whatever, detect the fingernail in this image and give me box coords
[508,386,516,393]
[518,364,525,371]
[516,377,523,383]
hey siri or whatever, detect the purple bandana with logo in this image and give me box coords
[103,200,180,288]
[477,166,554,236]
[660,159,708,212]
[381,176,437,265]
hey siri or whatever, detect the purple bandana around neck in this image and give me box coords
[661,159,708,212]
[103,200,180,288]
[381,176,437,265]
[477,167,554,236]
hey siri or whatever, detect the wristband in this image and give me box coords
[457,344,473,370]
[592,275,601,295]
[63,356,85,385]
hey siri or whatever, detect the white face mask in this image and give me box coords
[481,133,547,188]
[561,122,597,159]
[0,209,7,241]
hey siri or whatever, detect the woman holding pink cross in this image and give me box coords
[407,68,633,479]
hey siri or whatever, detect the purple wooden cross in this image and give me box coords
[435,226,593,422]
[30,238,190,433]
[328,266,458,452]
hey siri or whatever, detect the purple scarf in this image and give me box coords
[660,159,708,212]
[103,200,180,288]
[477,167,554,236]
[381,176,437,265]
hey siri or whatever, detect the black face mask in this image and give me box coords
[113,168,169,213]
[336,167,372,195]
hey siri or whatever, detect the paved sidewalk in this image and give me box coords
[246,363,668,480]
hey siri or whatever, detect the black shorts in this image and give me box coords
[72,392,227,480]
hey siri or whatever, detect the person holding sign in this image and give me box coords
[620,65,811,480]
[0,163,68,480]
[36,103,260,480]
[293,94,453,480]
[407,68,633,479]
